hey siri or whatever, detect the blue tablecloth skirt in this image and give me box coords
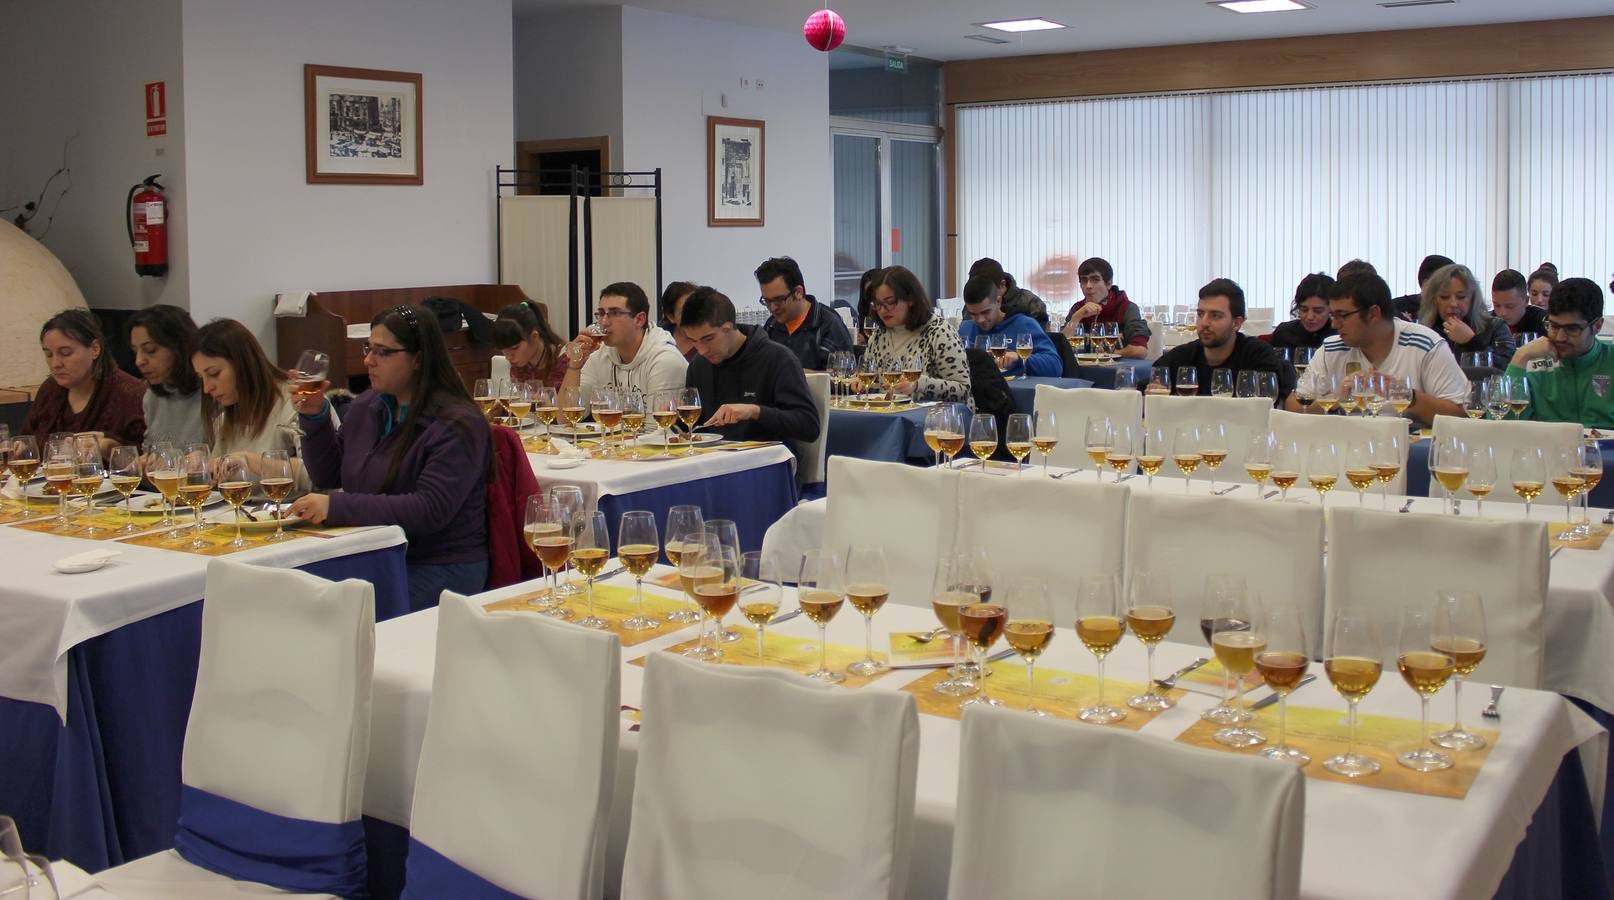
[1407,437,1614,506]
[596,460,797,553]
[1006,376,1092,413]
[826,407,933,465]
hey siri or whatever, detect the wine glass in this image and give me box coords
[1148,366,1171,395]
[71,440,105,535]
[677,386,703,438]
[1485,376,1511,420]
[967,413,998,469]
[680,532,728,661]
[1345,440,1375,506]
[1504,374,1532,419]
[1174,366,1199,396]
[663,505,705,623]
[1171,425,1201,493]
[1256,601,1310,764]
[1002,578,1054,717]
[958,588,1007,711]
[1084,416,1112,483]
[1125,571,1177,711]
[1430,590,1488,752]
[1312,370,1341,414]
[1013,334,1035,380]
[1210,367,1234,398]
[649,390,679,440]
[1550,447,1587,533]
[1256,371,1279,402]
[799,548,846,684]
[844,545,891,676]
[571,510,611,629]
[1076,574,1127,724]
[506,381,534,431]
[1271,439,1302,502]
[1,814,59,900]
[179,443,214,549]
[260,450,295,541]
[1138,425,1167,488]
[107,445,142,533]
[1574,442,1603,538]
[1245,431,1274,494]
[1396,606,1456,772]
[1200,573,1253,725]
[1235,369,1258,399]
[474,378,497,421]
[1464,382,1489,420]
[145,442,181,536]
[1510,447,1546,518]
[618,511,661,630]
[1307,441,1339,504]
[1373,434,1403,509]
[525,496,571,613]
[7,435,40,516]
[548,485,586,604]
[1200,422,1227,492]
[740,552,782,659]
[1466,446,1497,518]
[1004,413,1033,474]
[931,554,981,697]
[705,519,744,643]
[42,435,77,532]
[1032,410,1059,476]
[1212,592,1267,748]
[1293,347,1314,374]
[1323,608,1384,777]
[216,455,254,547]
[1430,435,1468,516]
[292,349,330,405]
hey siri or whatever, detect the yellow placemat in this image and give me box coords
[0,502,54,525]
[829,401,921,414]
[1549,522,1610,551]
[10,507,166,539]
[1174,704,1497,799]
[484,583,694,647]
[117,524,314,555]
[631,629,890,688]
[1181,658,1265,693]
[887,631,958,667]
[902,659,1174,731]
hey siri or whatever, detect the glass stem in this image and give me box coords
[1096,656,1106,706]
[1234,671,1247,712]
[635,576,644,618]
[818,623,829,673]
[757,625,766,659]
[1277,694,1288,747]
[1145,644,1157,699]
[235,507,243,544]
[950,632,961,674]
[1026,659,1037,712]
[587,575,596,620]
[863,615,875,664]
[1567,499,1575,527]
[699,613,710,654]
[1221,666,1232,707]
[1451,676,1465,734]
[1347,699,1360,759]
[1420,695,1432,753]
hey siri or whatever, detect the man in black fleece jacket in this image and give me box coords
[679,286,820,442]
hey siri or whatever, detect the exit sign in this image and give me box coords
[884,53,907,74]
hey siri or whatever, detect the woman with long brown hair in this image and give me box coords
[191,319,309,488]
[21,309,147,453]
[491,298,569,388]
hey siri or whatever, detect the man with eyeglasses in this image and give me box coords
[1286,272,1468,424]
[680,286,819,442]
[1504,278,1614,428]
[756,256,851,371]
[561,281,688,401]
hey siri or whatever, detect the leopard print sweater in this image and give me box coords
[864,315,972,403]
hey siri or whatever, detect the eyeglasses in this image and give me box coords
[758,292,795,307]
[872,298,906,312]
[1329,308,1366,323]
[593,308,633,321]
[362,342,407,358]
[1546,320,1589,337]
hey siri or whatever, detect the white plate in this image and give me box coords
[203,507,305,530]
[538,457,585,470]
[126,490,224,512]
[637,432,723,448]
[26,478,116,501]
[546,422,606,438]
[55,558,112,574]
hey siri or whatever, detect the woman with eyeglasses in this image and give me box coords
[291,305,492,610]
[191,318,311,489]
[863,266,971,402]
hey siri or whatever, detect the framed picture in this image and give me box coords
[304,64,423,185]
[707,116,764,226]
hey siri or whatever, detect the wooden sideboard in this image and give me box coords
[275,284,533,391]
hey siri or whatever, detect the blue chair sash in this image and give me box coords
[174,785,368,898]
[401,837,523,899]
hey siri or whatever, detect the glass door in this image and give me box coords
[832,123,942,308]
[832,133,882,308]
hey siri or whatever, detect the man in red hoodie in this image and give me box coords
[1058,257,1152,359]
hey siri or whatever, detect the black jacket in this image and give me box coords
[1507,304,1548,337]
[763,296,853,371]
[1267,320,1335,351]
[1154,332,1296,404]
[685,325,820,443]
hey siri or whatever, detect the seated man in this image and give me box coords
[680,286,820,443]
[1057,257,1152,359]
[1491,268,1547,337]
[756,256,852,371]
[562,281,688,399]
[1393,254,1455,321]
[1286,271,1468,425]
[958,274,1062,378]
[1505,278,1614,429]
[968,257,1048,327]
[1149,278,1294,405]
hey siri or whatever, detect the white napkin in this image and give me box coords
[272,290,312,317]
[1,473,22,500]
[54,549,121,573]
[547,437,589,460]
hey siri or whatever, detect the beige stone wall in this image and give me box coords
[0,221,89,390]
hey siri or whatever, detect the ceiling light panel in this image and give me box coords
[1210,0,1312,12]
[978,18,1068,32]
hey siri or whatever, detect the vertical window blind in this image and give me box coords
[957,73,1613,322]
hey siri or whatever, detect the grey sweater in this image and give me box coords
[141,389,207,450]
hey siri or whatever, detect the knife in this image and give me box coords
[596,566,626,581]
[895,647,1017,671]
[1250,674,1316,711]
[769,608,802,626]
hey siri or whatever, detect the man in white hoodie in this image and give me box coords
[561,281,688,400]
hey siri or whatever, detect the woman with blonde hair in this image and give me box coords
[1419,263,1515,366]
[192,318,309,488]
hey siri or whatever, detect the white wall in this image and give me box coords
[514,8,623,169]
[181,0,515,347]
[620,6,832,306]
[0,0,189,312]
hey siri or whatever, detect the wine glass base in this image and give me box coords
[847,659,889,676]
[1261,744,1311,765]
[1322,753,1381,778]
[952,661,982,680]
[576,615,610,630]
[555,583,584,597]
[1079,704,1127,724]
[681,645,722,661]
[959,695,1004,710]
[542,606,574,620]
[1127,692,1173,712]
[228,537,249,548]
[1201,704,1254,725]
[264,530,291,542]
[621,615,661,631]
[1213,725,1266,747]
[1397,748,1454,772]
[1431,728,1488,751]
[806,668,846,685]
[666,609,701,624]
[933,678,979,697]
[716,628,742,644]
[1025,707,1051,718]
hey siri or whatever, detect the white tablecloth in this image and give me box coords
[365,574,1606,900]
[527,445,795,512]
[0,523,406,720]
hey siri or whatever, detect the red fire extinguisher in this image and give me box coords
[127,175,168,277]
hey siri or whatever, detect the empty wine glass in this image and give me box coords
[799,548,846,684]
[1210,367,1234,398]
[1076,574,1127,724]
[1125,571,1177,711]
[1430,589,1488,752]
[844,545,892,677]
[1574,442,1603,538]
[1235,369,1258,399]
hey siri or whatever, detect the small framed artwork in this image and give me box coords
[707,116,765,227]
[304,64,423,185]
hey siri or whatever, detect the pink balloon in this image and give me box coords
[803,9,846,52]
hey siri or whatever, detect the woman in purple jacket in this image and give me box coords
[290,305,491,610]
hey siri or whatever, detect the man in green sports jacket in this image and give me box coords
[1505,277,1614,429]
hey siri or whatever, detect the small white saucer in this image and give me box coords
[541,457,585,470]
[54,552,118,574]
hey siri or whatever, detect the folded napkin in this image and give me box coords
[55,549,121,573]
[273,290,312,317]
[547,437,589,460]
[1,474,22,500]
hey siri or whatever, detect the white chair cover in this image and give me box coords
[955,475,1127,624]
[824,457,959,608]
[1324,506,1547,688]
[1031,385,1142,470]
[97,559,376,899]
[1144,395,1274,484]
[1269,409,1413,495]
[1124,489,1324,646]
[792,372,832,486]
[948,705,1304,900]
[622,653,919,900]
[1431,414,1583,505]
[406,592,621,899]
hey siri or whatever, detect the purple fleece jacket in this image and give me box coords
[299,390,489,565]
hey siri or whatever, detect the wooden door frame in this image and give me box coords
[513,136,613,195]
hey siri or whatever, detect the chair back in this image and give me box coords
[947,706,1304,900]
[1269,409,1412,495]
[1324,506,1547,689]
[792,372,832,487]
[402,593,621,899]
[622,653,919,900]
[825,457,959,608]
[1032,385,1143,470]
[1431,414,1583,505]
[1123,489,1324,646]
[1144,395,1273,484]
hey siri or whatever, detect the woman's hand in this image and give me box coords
[1443,316,1476,346]
[289,492,330,524]
[290,377,332,416]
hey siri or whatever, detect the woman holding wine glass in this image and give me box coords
[191,319,310,492]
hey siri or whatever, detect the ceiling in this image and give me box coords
[513,0,1611,61]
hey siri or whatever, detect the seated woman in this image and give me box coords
[863,266,971,402]
[1267,273,1337,352]
[853,267,882,346]
[1419,263,1516,366]
[192,319,310,489]
[290,305,491,610]
[491,298,569,388]
[1528,263,1558,310]
[1058,257,1151,359]
[657,281,700,361]
[129,305,206,450]
[22,309,146,453]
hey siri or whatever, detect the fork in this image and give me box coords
[1212,484,1241,496]
[1398,498,1416,513]
[908,625,951,644]
[1154,657,1210,690]
[1481,684,1504,720]
[1050,468,1082,480]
